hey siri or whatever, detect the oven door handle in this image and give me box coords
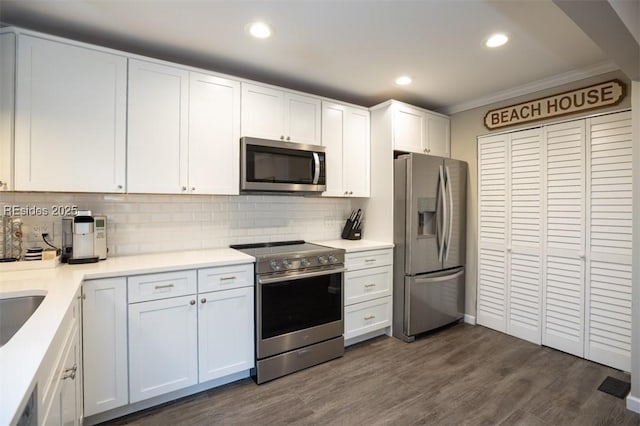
[258,267,346,285]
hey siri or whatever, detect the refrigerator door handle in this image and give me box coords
[445,165,454,261]
[438,165,447,262]
[414,268,465,284]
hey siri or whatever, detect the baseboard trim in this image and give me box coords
[627,394,640,413]
[464,314,476,325]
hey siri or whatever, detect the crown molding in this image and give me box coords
[440,60,620,115]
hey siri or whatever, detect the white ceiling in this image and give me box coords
[0,0,622,113]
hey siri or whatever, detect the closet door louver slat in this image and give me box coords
[477,134,508,332]
[507,129,543,344]
[585,111,632,371]
[542,120,586,358]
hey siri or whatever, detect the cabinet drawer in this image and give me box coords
[345,248,393,270]
[345,297,392,340]
[345,265,392,305]
[198,263,254,293]
[128,270,197,303]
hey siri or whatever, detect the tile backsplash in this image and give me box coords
[0,193,352,257]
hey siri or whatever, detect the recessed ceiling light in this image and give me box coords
[486,33,508,48]
[395,75,412,86]
[248,21,272,39]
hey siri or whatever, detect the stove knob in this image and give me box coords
[282,259,293,269]
[318,255,328,264]
[300,258,311,267]
[270,259,281,271]
[328,255,337,264]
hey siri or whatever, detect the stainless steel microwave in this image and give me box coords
[240,137,326,194]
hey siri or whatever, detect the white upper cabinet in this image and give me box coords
[241,83,321,145]
[426,113,451,157]
[188,72,240,195]
[14,35,127,192]
[127,59,189,194]
[128,59,240,195]
[389,101,450,157]
[321,101,370,197]
[0,33,15,191]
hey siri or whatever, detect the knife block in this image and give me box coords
[341,219,362,240]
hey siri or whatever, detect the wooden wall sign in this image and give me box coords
[484,79,626,130]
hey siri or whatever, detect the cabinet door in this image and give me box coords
[585,111,632,371]
[241,83,284,140]
[426,113,450,157]
[507,129,543,344]
[542,120,586,358]
[127,59,189,193]
[476,134,508,332]
[188,72,240,195]
[321,102,346,196]
[129,295,198,403]
[83,278,128,416]
[198,287,254,383]
[0,33,14,191]
[15,35,126,192]
[343,107,370,197]
[284,92,321,144]
[392,103,425,154]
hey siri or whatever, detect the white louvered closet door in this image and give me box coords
[477,134,508,332]
[542,121,586,357]
[585,111,633,371]
[507,129,543,344]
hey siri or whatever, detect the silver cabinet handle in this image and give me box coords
[364,315,375,320]
[182,186,187,191]
[286,136,291,141]
[117,184,123,190]
[364,259,376,263]
[154,284,174,290]
[61,365,77,380]
[220,276,237,281]
[200,298,207,304]
[189,300,196,305]
[280,135,285,140]
[191,187,196,191]
[364,283,376,288]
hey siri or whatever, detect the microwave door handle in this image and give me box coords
[312,152,320,184]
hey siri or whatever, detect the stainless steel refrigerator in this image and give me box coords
[393,153,467,342]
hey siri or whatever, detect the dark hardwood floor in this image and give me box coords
[106,324,640,425]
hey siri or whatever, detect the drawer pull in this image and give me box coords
[364,315,376,321]
[364,259,376,262]
[364,283,376,288]
[154,284,174,290]
[220,276,237,281]
[61,365,77,380]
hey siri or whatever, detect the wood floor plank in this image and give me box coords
[104,324,640,426]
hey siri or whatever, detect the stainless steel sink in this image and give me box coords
[0,295,45,347]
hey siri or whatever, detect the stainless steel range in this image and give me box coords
[230,240,345,384]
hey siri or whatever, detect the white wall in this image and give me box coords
[0,193,352,257]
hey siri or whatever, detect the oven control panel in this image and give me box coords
[267,253,344,272]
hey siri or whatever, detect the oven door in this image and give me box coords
[256,268,344,359]
[241,137,326,193]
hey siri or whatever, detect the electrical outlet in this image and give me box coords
[31,223,50,242]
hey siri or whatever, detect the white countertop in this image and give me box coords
[314,239,394,252]
[0,248,254,425]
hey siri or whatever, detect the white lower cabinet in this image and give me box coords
[39,289,82,426]
[82,263,254,419]
[198,286,254,382]
[128,294,199,403]
[82,278,128,416]
[344,248,393,344]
